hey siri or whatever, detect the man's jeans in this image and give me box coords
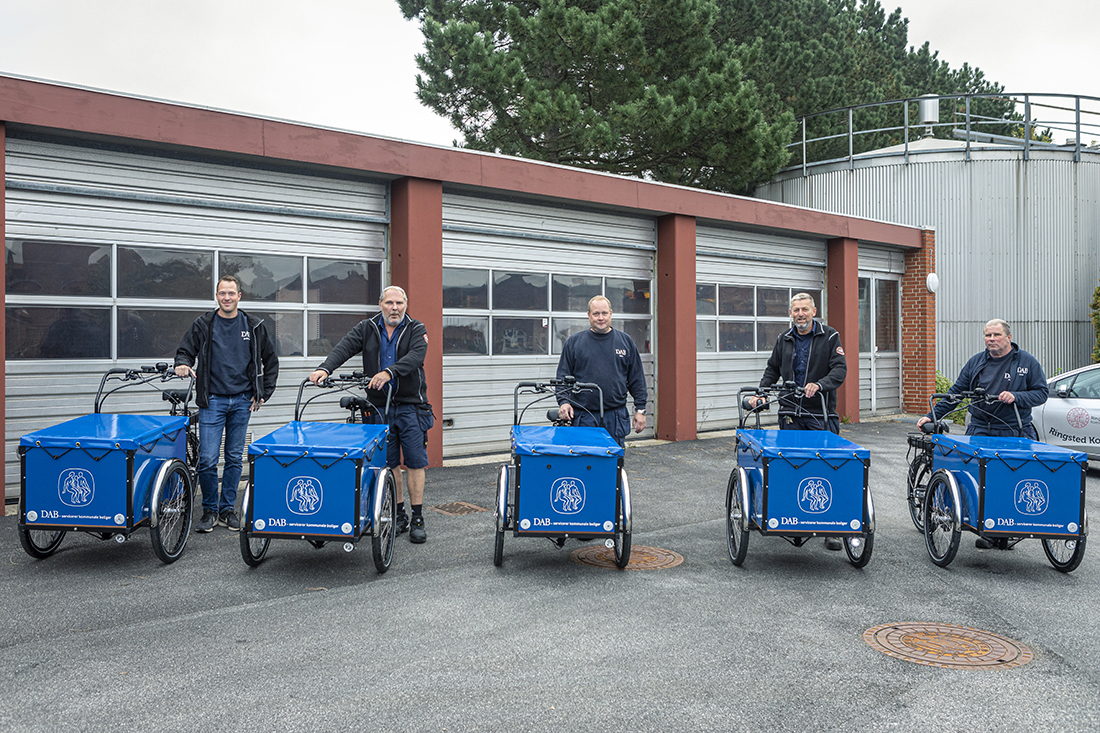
[198,393,252,513]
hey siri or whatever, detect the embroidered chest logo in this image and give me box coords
[615,348,627,357]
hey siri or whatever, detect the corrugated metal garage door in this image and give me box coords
[695,225,826,432]
[4,135,388,498]
[440,192,656,456]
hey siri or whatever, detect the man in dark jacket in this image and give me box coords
[751,292,848,434]
[309,286,433,544]
[175,275,279,533]
[917,319,1048,438]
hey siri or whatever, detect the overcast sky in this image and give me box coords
[0,0,1095,146]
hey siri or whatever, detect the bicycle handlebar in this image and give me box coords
[94,363,193,414]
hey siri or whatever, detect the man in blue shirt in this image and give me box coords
[309,286,432,543]
[556,295,647,447]
[175,275,279,533]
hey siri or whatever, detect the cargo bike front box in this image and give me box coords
[922,433,1088,570]
[19,412,192,562]
[243,420,396,572]
[728,428,874,566]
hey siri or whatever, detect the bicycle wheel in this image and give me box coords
[923,470,961,567]
[613,468,632,569]
[19,526,65,559]
[726,467,749,566]
[238,485,270,566]
[372,468,397,573]
[906,451,932,533]
[844,533,874,568]
[149,459,194,563]
[494,464,509,567]
[1042,536,1086,573]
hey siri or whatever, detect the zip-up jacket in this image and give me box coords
[315,313,428,407]
[174,309,279,409]
[759,321,847,419]
[929,342,1047,429]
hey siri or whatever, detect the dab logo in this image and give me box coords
[58,468,94,506]
[1014,479,1048,515]
[797,477,832,513]
[550,477,585,514]
[287,476,323,515]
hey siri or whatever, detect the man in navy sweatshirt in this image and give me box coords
[556,295,647,447]
[917,319,1047,439]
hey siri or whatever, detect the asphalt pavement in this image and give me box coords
[2,416,1098,732]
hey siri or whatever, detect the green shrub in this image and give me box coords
[935,370,968,425]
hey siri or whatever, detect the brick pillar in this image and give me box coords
[826,237,860,423]
[655,214,696,441]
[1,123,6,460]
[902,229,937,413]
[389,178,443,467]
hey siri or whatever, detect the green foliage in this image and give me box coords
[398,0,796,193]
[1091,276,1100,364]
[935,370,968,425]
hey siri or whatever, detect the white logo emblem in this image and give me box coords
[550,477,585,515]
[286,477,323,515]
[1014,479,1048,515]
[58,468,94,506]
[797,477,832,513]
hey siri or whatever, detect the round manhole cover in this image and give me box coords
[570,545,683,570]
[864,622,1033,669]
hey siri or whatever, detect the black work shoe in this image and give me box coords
[823,537,843,551]
[220,510,240,532]
[396,511,409,535]
[975,537,994,549]
[409,515,426,544]
[195,510,217,533]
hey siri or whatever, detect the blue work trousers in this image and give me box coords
[197,392,252,513]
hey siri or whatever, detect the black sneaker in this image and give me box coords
[220,510,241,532]
[195,510,217,533]
[410,515,426,544]
[975,537,994,549]
[396,511,409,535]
[823,537,842,551]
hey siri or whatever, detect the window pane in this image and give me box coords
[803,289,822,312]
[6,240,110,297]
[757,321,788,351]
[245,310,304,357]
[492,317,547,355]
[719,322,754,351]
[443,268,488,309]
[118,247,212,299]
[874,279,899,352]
[697,320,716,352]
[858,278,871,352]
[309,312,370,358]
[118,309,207,359]
[220,253,303,302]
[443,316,488,355]
[553,275,601,312]
[696,284,716,316]
[607,278,650,314]
[307,258,380,305]
[719,285,753,316]
[620,319,651,354]
[7,306,110,359]
[756,287,790,317]
[493,272,546,311]
[552,318,589,354]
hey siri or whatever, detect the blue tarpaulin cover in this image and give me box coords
[249,421,386,460]
[20,414,188,452]
[737,429,870,460]
[511,425,624,458]
[931,434,1087,465]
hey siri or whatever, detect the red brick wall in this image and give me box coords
[901,230,937,413]
[826,238,860,423]
[656,215,697,441]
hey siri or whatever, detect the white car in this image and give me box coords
[1033,362,1100,460]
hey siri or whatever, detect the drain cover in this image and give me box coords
[430,502,488,516]
[864,622,1033,669]
[570,545,684,570]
